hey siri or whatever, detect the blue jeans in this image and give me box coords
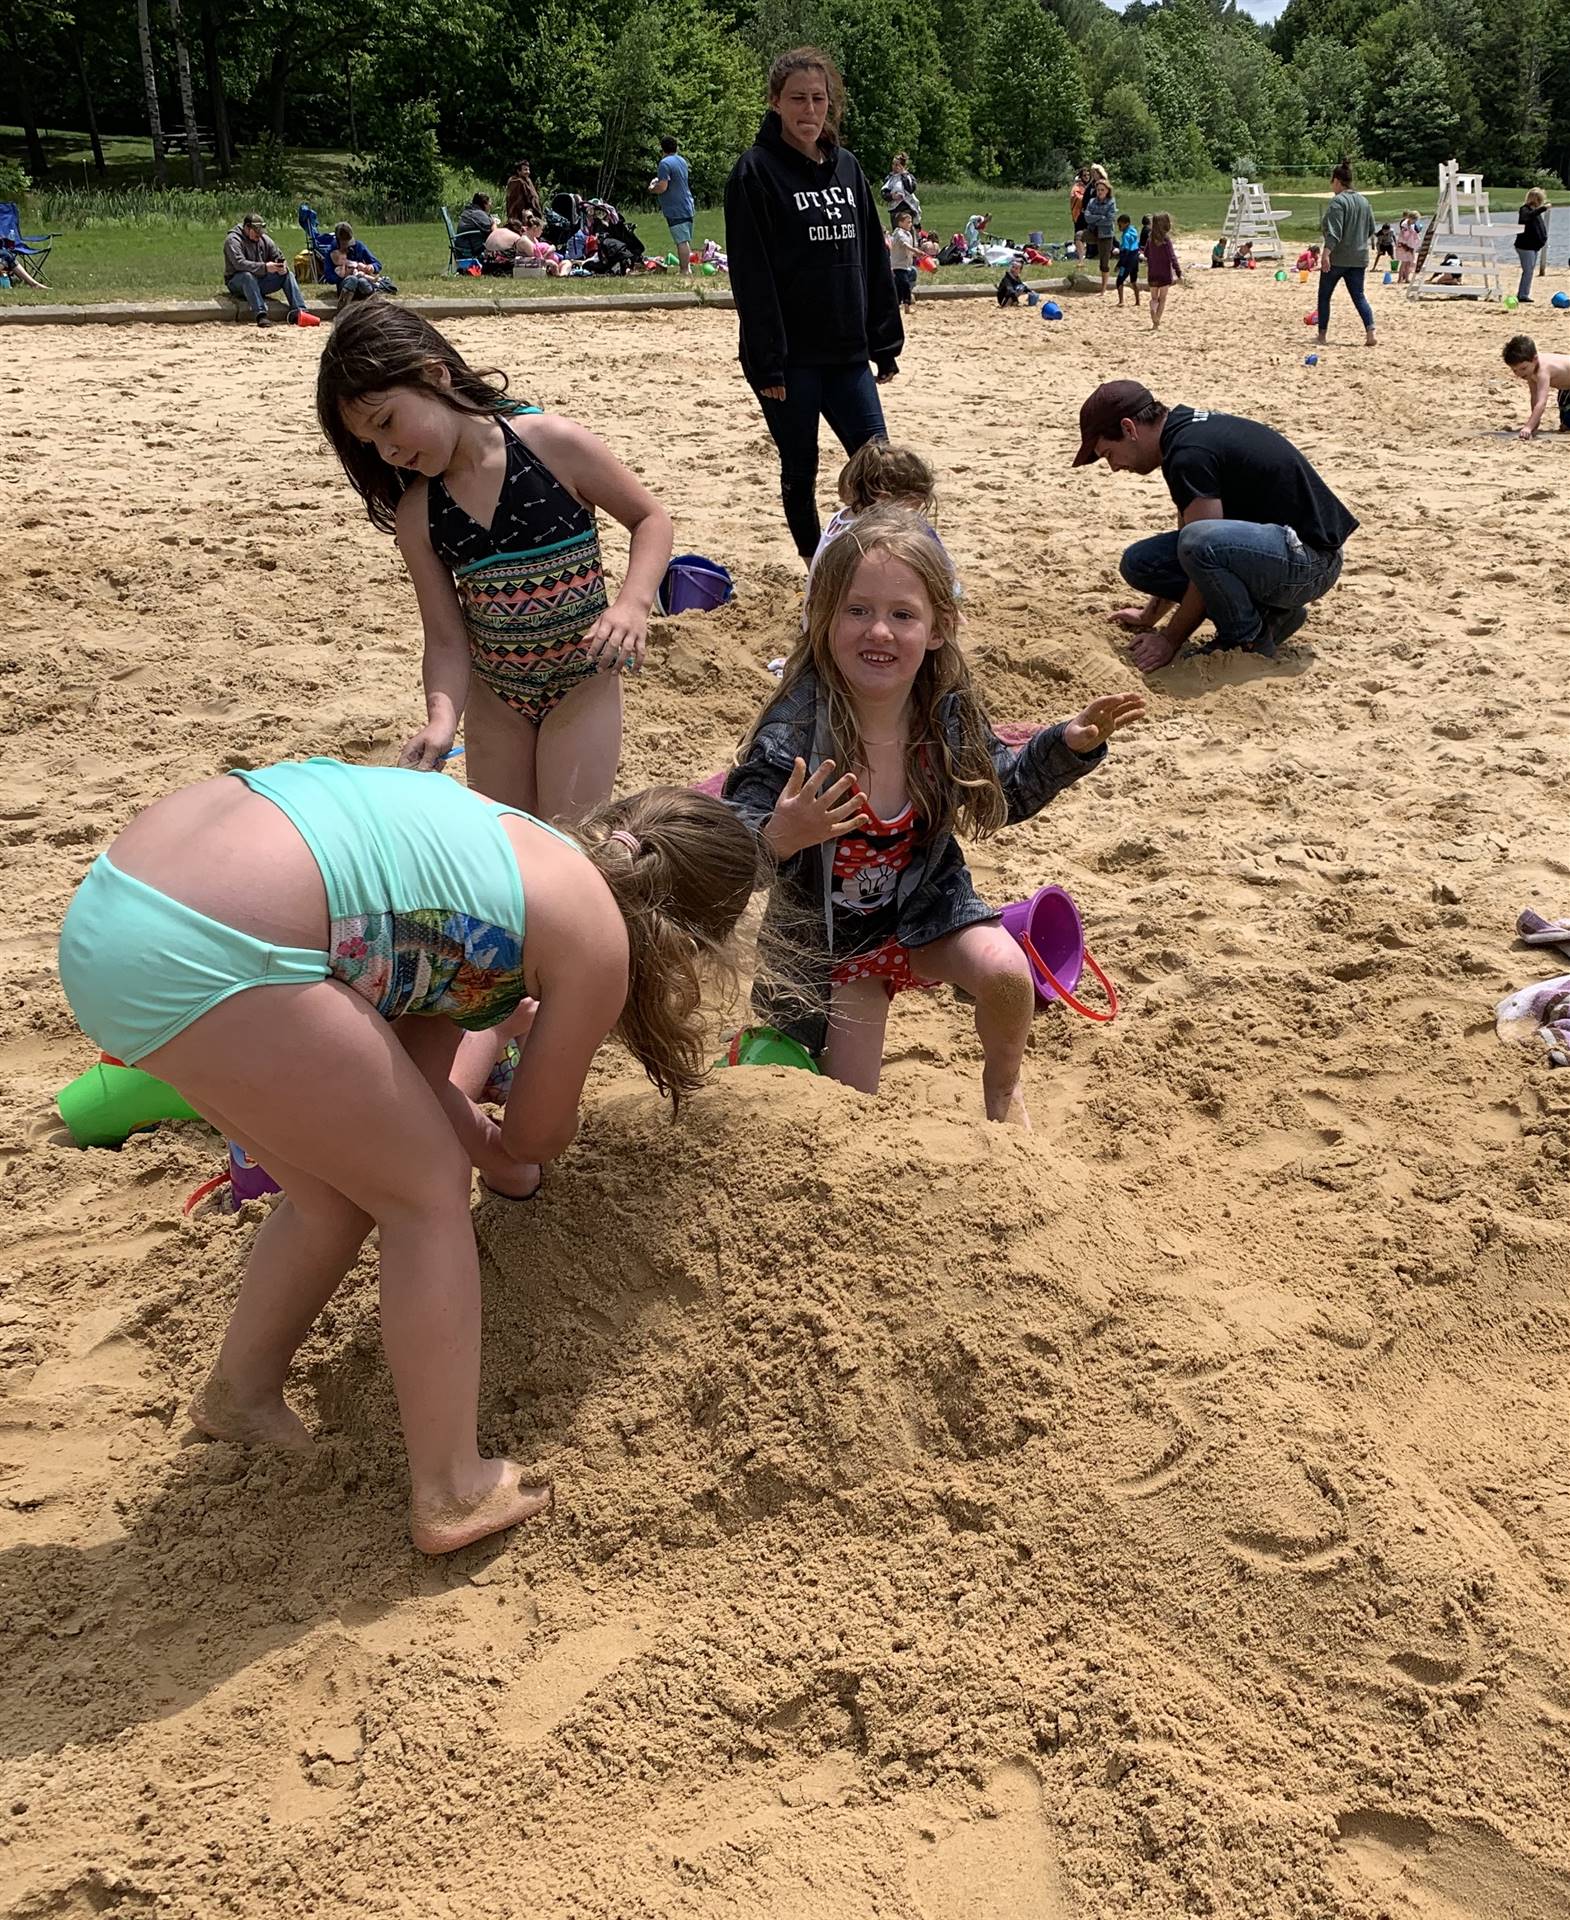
[227,269,305,317]
[1516,247,1538,302]
[1121,521,1343,652]
[758,363,888,558]
[1316,265,1374,337]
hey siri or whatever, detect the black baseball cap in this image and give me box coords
[1072,379,1157,466]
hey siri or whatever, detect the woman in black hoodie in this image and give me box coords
[1514,188,1549,304]
[724,47,904,561]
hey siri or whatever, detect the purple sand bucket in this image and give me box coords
[999,886,1118,1022]
[658,554,734,616]
[228,1140,282,1204]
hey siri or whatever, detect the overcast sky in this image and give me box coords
[1228,0,1286,19]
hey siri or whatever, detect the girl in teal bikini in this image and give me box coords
[317,302,673,820]
[58,760,758,1554]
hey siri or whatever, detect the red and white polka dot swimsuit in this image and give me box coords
[828,800,939,998]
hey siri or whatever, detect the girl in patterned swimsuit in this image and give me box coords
[318,301,673,819]
[726,507,1144,1127]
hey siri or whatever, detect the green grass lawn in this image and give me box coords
[1,131,1442,308]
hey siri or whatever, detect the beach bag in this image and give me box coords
[937,239,964,266]
[656,554,734,616]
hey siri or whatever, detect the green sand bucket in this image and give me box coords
[57,1059,202,1147]
[713,1026,821,1072]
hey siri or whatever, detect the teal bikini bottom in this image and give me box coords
[59,854,329,1065]
[59,850,532,1067]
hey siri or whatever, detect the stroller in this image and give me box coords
[543,192,586,257]
[583,199,647,276]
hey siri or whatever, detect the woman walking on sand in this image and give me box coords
[725,47,904,562]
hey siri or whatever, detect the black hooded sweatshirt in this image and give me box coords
[723,111,903,393]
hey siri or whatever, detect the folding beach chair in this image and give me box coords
[297,203,336,282]
[441,206,463,275]
[0,202,62,278]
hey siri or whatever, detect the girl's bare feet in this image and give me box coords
[190,1368,314,1450]
[409,1459,554,1555]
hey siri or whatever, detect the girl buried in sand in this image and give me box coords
[317,301,672,820]
[57,760,757,1552]
[725,507,1144,1125]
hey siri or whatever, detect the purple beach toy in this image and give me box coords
[999,886,1118,1022]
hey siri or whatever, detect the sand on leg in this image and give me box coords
[823,973,892,1093]
[137,979,552,1553]
[911,923,1035,1126]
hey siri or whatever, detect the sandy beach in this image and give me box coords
[4,268,1570,1918]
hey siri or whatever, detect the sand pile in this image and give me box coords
[4,277,1570,1917]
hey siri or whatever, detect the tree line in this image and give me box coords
[4,0,1567,213]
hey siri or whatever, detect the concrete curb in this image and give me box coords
[0,282,1027,328]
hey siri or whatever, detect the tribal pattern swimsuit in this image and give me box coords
[427,410,610,725]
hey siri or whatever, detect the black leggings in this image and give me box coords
[756,364,888,559]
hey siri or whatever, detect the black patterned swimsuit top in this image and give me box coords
[425,410,610,723]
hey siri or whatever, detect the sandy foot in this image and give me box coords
[409,1460,555,1556]
[984,1078,1032,1129]
[189,1369,315,1450]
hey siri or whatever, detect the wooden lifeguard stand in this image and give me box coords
[1220,177,1286,260]
[1409,160,1503,300]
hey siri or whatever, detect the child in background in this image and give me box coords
[996,258,1030,305]
[1144,212,1181,330]
[804,440,960,617]
[316,301,672,820]
[1296,244,1321,272]
[1140,214,1151,252]
[1082,178,1118,293]
[329,223,388,304]
[1502,335,1570,438]
[1373,221,1396,269]
[1115,214,1142,306]
[964,212,992,256]
[1394,211,1421,284]
[1230,239,1254,268]
[726,508,1144,1126]
[889,206,920,315]
[1210,238,1226,269]
[0,242,49,291]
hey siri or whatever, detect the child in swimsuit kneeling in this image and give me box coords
[318,302,673,820]
[58,762,759,1553]
[725,507,1145,1127]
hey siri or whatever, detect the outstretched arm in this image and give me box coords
[1520,367,1552,438]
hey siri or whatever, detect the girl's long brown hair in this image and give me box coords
[315,301,525,533]
[578,787,764,1111]
[836,439,936,514]
[749,506,1006,843]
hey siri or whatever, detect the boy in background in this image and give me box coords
[889,206,920,314]
[1115,215,1141,306]
[1502,335,1570,438]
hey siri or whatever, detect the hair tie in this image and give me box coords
[610,828,642,857]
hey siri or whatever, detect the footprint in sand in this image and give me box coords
[907,1760,1073,1920]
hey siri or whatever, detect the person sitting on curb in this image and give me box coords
[223,212,317,329]
[1073,378,1357,674]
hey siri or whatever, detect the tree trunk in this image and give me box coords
[2,23,50,179]
[346,58,358,155]
[199,0,233,176]
[71,24,108,175]
[267,44,292,147]
[167,0,206,187]
[136,0,170,188]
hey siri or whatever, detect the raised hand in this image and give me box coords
[1063,691,1148,753]
[763,758,870,858]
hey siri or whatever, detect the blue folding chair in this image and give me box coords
[0,202,61,278]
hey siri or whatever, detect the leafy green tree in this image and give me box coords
[1369,34,1459,174]
[348,96,443,215]
[973,0,1092,185]
[819,0,922,169]
[1289,32,1367,162]
[1096,81,1164,186]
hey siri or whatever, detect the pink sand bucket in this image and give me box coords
[999,886,1118,1022]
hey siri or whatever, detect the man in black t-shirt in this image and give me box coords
[1072,379,1357,673]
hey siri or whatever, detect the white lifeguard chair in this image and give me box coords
[1409,159,1503,300]
[1220,176,1286,261]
